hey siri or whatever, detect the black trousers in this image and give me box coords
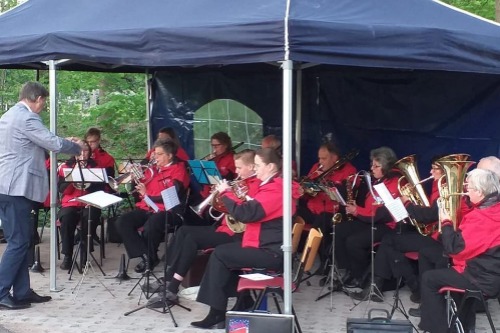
[420,268,477,333]
[335,219,394,279]
[165,225,241,280]
[116,209,178,261]
[418,241,449,279]
[196,242,282,311]
[58,206,101,256]
[374,231,440,291]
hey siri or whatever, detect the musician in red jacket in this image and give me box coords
[191,148,302,329]
[57,141,102,270]
[298,142,357,265]
[144,149,259,299]
[352,156,444,302]
[199,132,236,199]
[420,168,500,333]
[336,146,400,289]
[116,139,190,273]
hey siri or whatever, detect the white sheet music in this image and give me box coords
[161,187,180,211]
[385,198,409,222]
[63,168,108,183]
[144,195,160,213]
[75,190,123,209]
[373,183,409,222]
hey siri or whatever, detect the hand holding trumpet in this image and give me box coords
[215,180,231,194]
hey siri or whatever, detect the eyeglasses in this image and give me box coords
[211,144,222,147]
[371,164,382,169]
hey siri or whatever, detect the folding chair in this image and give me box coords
[236,228,323,333]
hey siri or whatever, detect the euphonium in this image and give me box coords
[395,154,431,207]
[435,154,474,232]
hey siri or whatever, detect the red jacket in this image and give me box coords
[136,161,189,212]
[221,177,301,252]
[305,161,357,214]
[441,195,500,296]
[58,159,99,208]
[216,176,260,236]
[356,173,400,229]
[92,147,115,178]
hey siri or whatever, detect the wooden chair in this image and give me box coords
[236,228,323,333]
[292,216,305,255]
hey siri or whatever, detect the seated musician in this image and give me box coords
[58,141,102,270]
[145,127,189,163]
[198,132,236,199]
[336,146,400,289]
[144,149,260,299]
[298,142,356,265]
[419,169,500,333]
[191,148,302,329]
[408,155,500,317]
[352,156,444,302]
[84,127,116,240]
[116,139,190,273]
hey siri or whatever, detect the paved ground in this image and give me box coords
[0,228,499,333]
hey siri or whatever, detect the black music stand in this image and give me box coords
[124,186,191,325]
[62,166,107,278]
[72,190,123,299]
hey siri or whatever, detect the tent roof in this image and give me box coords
[0,0,500,73]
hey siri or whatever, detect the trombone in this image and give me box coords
[201,141,245,161]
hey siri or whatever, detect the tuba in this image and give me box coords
[435,154,474,232]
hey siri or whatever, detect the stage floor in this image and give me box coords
[0,228,499,333]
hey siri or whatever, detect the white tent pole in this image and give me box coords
[48,60,59,291]
[295,68,302,176]
[282,59,293,315]
[145,71,152,150]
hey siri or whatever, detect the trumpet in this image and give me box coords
[108,162,154,193]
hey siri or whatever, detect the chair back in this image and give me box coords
[294,228,322,286]
[292,216,305,254]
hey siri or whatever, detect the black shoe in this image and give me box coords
[351,289,383,303]
[344,276,362,289]
[0,296,30,310]
[135,260,147,273]
[409,307,421,317]
[15,289,51,305]
[231,295,255,311]
[410,290,421,303]
[60,256,72,270]
[191,314,226,329]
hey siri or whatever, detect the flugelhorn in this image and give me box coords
[435,154,474,232]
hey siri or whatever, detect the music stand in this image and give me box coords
[124,186,191,325]
[72,190,122,299]
[188,160,222,186]
[62,166,107,277]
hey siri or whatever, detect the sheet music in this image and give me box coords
[331,187,347,206]
[384,198,409,222]
[239,273,274,281]
[144,195,160,213]
[75,190,123,209]
[63,168,108,183]
[373,183,392,203]
[161,187,180,211]
[373,182,409,222]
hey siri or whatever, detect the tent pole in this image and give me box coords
[282,59,293,315]
[145,71,152,150]
[48,60,59,291]
[295,68,302,177]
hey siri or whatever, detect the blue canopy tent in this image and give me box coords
[1,0,500,315]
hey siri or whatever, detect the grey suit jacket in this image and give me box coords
[0,102,81,202]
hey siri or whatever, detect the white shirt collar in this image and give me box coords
[19,101,34,113]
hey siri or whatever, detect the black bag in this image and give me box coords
[106,216,122,243]
[347,309,413,333]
